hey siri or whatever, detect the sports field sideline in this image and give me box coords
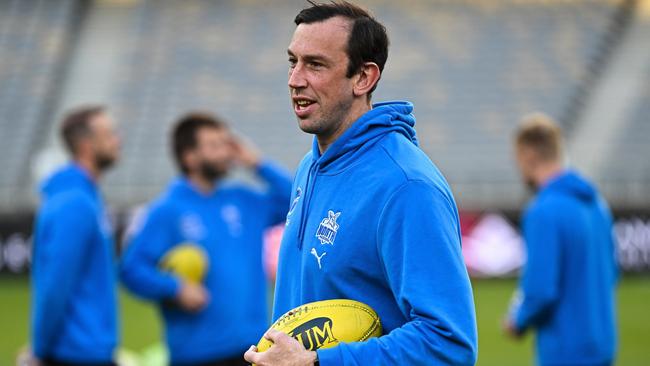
[1,276,648,366]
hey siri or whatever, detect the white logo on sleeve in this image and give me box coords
[316,210,341,245]
[311,247,327,269]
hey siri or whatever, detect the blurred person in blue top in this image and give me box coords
[244,2,478,365]
[31,106,121,366]
[504,113,618,366]
[120,113,292,366]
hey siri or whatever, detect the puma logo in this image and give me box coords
[310,247,326,269]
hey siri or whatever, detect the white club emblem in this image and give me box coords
[316,210,341,245]
[180,214,206,241]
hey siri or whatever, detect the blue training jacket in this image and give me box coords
[512,171,618,366]
[273,101,478,365]
[31,164,118,363]
[120,161,292,364]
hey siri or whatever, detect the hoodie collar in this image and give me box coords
[170,176,222,199]
[540,170,597,202]
[310,101,417,173]
[40,163,97,198]
[294,101,418,247]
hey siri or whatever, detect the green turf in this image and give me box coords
[1,276,648,365]
[471,276,650,365]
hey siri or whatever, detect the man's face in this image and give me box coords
[189,127,234,181]
[515,145,539,192]
[287,16,356,137]
[88,113,120,171]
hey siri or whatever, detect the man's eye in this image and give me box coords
[288,58,297,67]
[309,62,322,68]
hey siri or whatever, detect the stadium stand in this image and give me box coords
[0,0,84,213]
[601,67,650,202]
[0,0,645,212]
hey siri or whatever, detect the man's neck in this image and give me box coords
[316,100,371,154]
[187,174,216,194]
[535,162,564,188]
[75,156,100,181]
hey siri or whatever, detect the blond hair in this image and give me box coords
[514,112,564,162]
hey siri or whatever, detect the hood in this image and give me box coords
[312,101,417,172]
[295,101,418,247]
[543,170,597,202]
[168,176,225,200]
[40,164,97,199]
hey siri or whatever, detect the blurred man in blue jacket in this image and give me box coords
[245,2,478,365]
[31,106,121,366]
[120,113,292,366]
[505,113,618,366]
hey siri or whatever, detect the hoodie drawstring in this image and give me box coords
[297,161,318,249]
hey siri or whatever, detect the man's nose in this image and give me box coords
[288,64,307,90]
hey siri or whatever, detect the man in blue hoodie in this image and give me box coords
[245,2,478,365]
[120,113,292,366]
[504,113,618,366]
[31,106,121,366]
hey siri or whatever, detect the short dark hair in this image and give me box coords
[295,1,389,95]
[60,105,105,155]
[515,112,564,162]
[172,112,227,174]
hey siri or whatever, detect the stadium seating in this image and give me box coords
[0,0,644,212]
[0,0,81,212]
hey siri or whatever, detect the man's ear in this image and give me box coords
[352,62,381,97]
[74,138,93,157]
[183,150,197,172]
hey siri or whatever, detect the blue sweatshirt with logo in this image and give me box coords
[273,101,478,366]
[31,164,118,363]
[120,161,292,364]
[512,171,618,366]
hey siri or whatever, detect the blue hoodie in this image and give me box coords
[273,101,478,366]
[120,161,292,364]
[31,164,118,363]
[512,171,618,366]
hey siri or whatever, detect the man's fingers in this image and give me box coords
[243,345,261,363]
[263,328,281,340]
[199,289,210,307]
[264,328,292,345]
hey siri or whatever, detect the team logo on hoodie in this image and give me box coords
[180,214,206,241]
[316,210,341,245]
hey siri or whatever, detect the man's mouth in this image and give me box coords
[293,98,317,118]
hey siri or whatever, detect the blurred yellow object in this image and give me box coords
[160,243,208,284]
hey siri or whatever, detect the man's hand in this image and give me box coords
[16,346,40,366]
[231,135,260,169]
[502,316,524,339]
[243,329,317,366]
[176,281,209,312]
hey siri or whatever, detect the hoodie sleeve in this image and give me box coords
[317,181,478,366]
[32,195,96,357]
[256,159,293,226]
[119,205,181,301]
[513,204,561,332]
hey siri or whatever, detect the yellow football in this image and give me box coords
[256,299,382,354]
[159,243,208,284]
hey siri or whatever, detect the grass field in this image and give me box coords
[1,276,648,365]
